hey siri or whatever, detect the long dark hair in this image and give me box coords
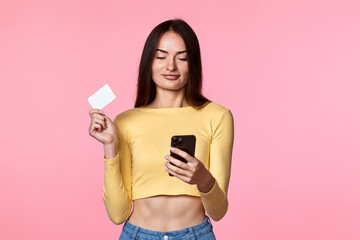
[134,18,210,109]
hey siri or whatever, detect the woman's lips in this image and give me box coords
[162,74,180,80]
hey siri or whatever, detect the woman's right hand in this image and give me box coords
[88,109,119,146]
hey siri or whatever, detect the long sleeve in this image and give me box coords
[102,116,133,225]
[199,109,234,221]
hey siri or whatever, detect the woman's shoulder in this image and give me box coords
[113,108,141,124]
[204,101,231,114]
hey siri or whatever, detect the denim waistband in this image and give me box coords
[122,216,213,239]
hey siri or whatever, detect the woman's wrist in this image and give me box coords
[197,171,215,193]
[104,141,118,159]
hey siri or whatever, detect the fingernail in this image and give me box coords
[164,155,169,159]
[164,161,167,165]
[170,147,174,151]
[165,167,169,171]
[100,110,105,114]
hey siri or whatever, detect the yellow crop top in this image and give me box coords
[102,101,234,224]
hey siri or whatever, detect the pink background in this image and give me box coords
[1,0,359,239]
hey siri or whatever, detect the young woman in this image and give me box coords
[89,18,234,240]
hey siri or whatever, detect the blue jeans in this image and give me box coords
[119,216,216,240]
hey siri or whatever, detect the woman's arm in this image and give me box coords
[198,109,234,221]
[165,109,234,221]
[102,119,133,225]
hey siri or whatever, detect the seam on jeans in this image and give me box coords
[194,220,213,238]
[131,226,140,239]
[188,226,196,240]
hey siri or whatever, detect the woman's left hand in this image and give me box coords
[164,147,215,193]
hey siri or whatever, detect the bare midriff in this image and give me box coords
[128,195,206,232]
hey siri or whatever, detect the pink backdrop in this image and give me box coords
[1,0,359,239]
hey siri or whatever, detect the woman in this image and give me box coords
[89,18,234,240]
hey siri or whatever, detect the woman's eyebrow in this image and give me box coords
[156,49,187,54]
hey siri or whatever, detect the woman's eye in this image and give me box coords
[155,56,187,61]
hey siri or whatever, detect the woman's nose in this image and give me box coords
[167,58,177,71]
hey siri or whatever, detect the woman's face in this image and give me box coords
[151,31,189,91]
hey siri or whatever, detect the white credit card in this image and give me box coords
[87,84,116,109]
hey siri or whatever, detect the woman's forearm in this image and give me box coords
[199,178,228,221]
[103,151,132,224]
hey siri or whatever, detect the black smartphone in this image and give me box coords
[169,135,196,177]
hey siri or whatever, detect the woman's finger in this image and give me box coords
[90,122,103,134]
[165,155,188,169]
[92,115,107,129]
[165,159,189,175]
[169,147,195,163]
[89,109,104,118]
[165,164,190,181]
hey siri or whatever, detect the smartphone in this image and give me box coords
[169,135,196,177]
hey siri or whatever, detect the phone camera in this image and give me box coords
[172,136,182,147]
